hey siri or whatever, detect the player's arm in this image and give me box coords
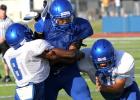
[49,57,80,65]
[69,39,87,50]
[51,48,84,59]
[48,40,86,64]
[39,50,83,65]
[96,76,126,93]
[47,39,85,64]
[96,60,134,94]
[46,48,85,65]
[39,47,84,60]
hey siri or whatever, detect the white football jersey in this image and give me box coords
[4,39,54,87]
[78,48,135,88]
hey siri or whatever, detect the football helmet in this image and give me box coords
[91,39,116,70]
[49,0,74,30]
[5,23,33,49]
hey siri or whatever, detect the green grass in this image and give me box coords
[0,37,140,100]
[0,86,15,96]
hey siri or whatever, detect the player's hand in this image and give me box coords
[69,43,78,51]
[69,40,86,50]
[96,77,102,91]
[46,50,57,60]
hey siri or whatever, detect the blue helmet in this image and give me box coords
[49,0,74,30]
[5,23,33,49]
[91,39,116,70]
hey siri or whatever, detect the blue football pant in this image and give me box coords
[119,81,140,100]
[45,66,92,100]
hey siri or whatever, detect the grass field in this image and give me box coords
[0,37,140,100]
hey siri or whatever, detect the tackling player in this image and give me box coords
[4,23,85,100]
[4,23,53,100]
[78,39,140,100]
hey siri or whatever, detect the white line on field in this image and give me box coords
[0,96,13,99]
[135,74,140,77]
[0,83,16,87]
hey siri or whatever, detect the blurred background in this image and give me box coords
[1,0,140,33]
[0,0,139,21]
[0,0,140,100]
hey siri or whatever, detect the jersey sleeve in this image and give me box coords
[114,51,134,79]
[77,18,94,39]
[29,39,54,56]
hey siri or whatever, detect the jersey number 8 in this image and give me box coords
[10,58,23,80]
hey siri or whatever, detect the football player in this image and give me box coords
[78,39,140,100]
[34,0,93,100]
[4,23,84,100]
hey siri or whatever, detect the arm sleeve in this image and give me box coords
[78,19,94,39]
[115,62,134,80]
[115,52,134,79]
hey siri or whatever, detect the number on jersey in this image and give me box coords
[10,58,23,80]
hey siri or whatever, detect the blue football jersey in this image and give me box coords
[35,17,93,49]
